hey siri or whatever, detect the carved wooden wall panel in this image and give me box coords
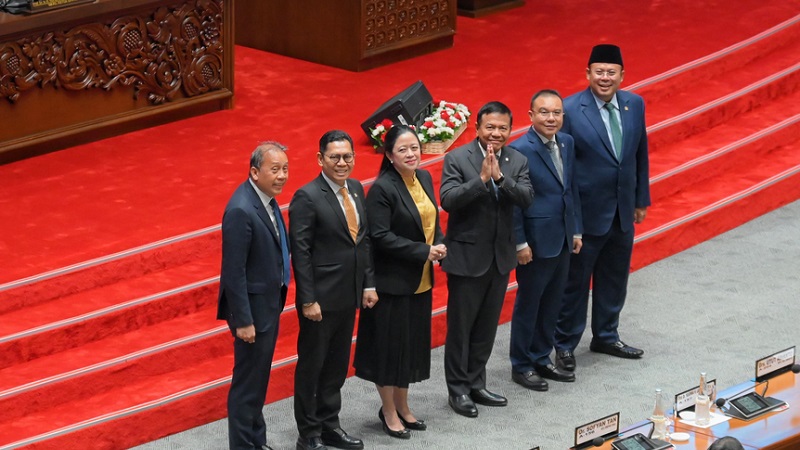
[364,0,452,53]
[0,0,225,105]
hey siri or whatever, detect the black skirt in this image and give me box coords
[353,290,432,388]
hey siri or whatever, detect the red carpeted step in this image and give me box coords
[646,62,800,152]
[0,229,220,313]
[0,278,218,369]
[633,16,800,124]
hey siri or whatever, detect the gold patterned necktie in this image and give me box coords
[340,186,358,242]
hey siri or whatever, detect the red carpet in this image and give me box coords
[2,1,800,448]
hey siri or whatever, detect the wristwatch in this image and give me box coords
[495,173,505,185]
[302,302,315,308]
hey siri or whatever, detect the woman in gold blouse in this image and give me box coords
[354,125,446,439]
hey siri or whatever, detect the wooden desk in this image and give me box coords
[592,421,758,450]
[0,0,234,163]
[235,0,456,72]
[677,371,800,450]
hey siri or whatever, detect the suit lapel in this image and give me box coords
[391,170,424,233]
[580,89,616,161]
[348,179,367,242]
[530,130,563,186]
[317,175,350,238]
[246,181,280,245]
[618,92,632,162]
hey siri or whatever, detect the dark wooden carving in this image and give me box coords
[364,0,451,53]
[0,0,225,105]
[235,0,455,72]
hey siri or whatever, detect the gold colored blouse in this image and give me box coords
[402,172,436,293]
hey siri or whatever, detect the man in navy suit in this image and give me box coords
[290,130,378,450]
[217,142,291,450]
[509,90,582,391]
[554,44,651,371]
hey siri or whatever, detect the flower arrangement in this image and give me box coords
[369,118,395,150]
[418,100,471,144]
[368,100,470,154]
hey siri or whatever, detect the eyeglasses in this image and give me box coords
[324,153,355,163]
[536,110,563,118]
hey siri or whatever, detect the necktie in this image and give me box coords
[546,140,564,183]
[270,198,291,286]
[603,102,623,159]
[340,186,359,242]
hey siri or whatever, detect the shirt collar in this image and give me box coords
[591,91,619,111]
[321,171,347,192]
[532,128,556,147]
[477,140,502,158]
[248,178,274,210]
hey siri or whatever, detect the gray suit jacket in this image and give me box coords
[439,139,534,277]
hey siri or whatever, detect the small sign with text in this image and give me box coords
[574,412,619,447]
[756,346,795,381]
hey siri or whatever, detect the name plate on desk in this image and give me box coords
[574,412,619,448]
[674,379,717,413]
[756,346,795,381]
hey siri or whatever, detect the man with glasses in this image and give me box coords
[509,90,582,392]
[554,44,651,373]
[290,130,378,450]
[440,101,534,418]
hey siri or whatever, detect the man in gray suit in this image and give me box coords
[440,101,534,418]
[217,142,290,450]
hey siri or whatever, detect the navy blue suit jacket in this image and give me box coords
[562,88,650,235]
[217,181,287,334]
[510,129,582,258]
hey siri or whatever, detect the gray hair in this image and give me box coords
[250,141,287,172]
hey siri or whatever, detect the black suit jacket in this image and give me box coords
[366,167,444,296]
[439,139,534,277]
[289,174,374,311]
[217,181,287,333]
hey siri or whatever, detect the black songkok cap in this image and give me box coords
[588,44,623,67]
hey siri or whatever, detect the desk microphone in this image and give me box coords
[592,437,606,447]
[715,397,727,408]
[792,363,800,373]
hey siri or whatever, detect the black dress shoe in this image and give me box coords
[534,363,576,382]
[397,410,427,430]
[589,340,644,359]
[320,428,364,449]
[469,388,507,406]
[448,394,478,417]
[378,409,411,439]
[296,436,327,450]
[512,370,549,391]
[556,350,576,371]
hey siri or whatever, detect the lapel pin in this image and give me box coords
[624,106,629,111]
[505,157,509,161]
[354,193,358,198]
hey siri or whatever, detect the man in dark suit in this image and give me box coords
[509,90,582,391]
[290,130,378,450]
[440,101,534,418]
[554,44,651,372]
[217,142,291,450]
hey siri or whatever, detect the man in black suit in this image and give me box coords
[440,101,534,418]
[217,142,291,450]
[290,130,378,450]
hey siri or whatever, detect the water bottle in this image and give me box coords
[695,372,711,426]
[651,388,668,439]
